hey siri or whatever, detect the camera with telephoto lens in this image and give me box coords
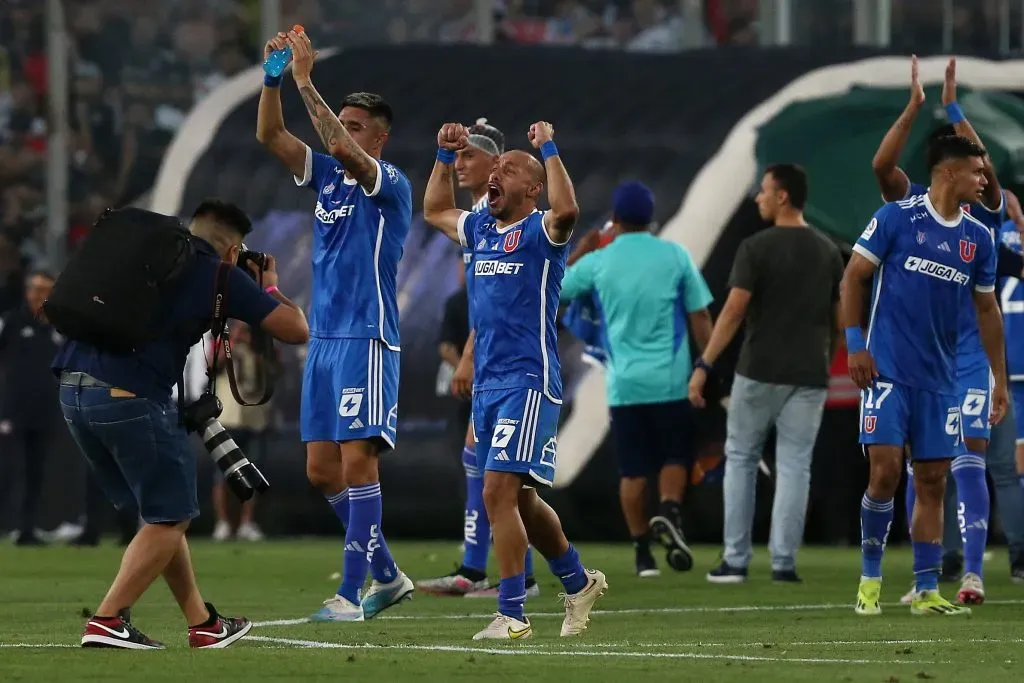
[182,393,269,501]
[237,245,268,279]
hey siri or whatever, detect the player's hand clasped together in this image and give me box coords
[424,121,607,641]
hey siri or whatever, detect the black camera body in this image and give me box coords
[183,393,270,501]
[237,246,268,278]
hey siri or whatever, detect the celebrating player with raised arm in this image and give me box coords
[872,56,1023,605]
[417,120,542,599]
[424,121,606,640]
[844,134,1008,617]
[255,29,413,622]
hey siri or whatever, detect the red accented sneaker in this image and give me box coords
[81,608,164,649]
[188,602,252,649]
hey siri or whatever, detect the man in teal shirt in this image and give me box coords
[560,181,713,578]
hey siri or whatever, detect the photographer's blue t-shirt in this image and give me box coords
[52,238,280,401]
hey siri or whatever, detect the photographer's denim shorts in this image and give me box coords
[59,385,199,524]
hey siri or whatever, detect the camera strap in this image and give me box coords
[208,262,275,407]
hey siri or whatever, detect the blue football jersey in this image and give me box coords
[854,193,997,394]
[907,183,1004,375]
[295,146,412,348]
[999,221,1024,379]
[458,209,568,400]
[463,195,489,329]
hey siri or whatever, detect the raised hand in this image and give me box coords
[438,123,469,151]
[942,56,957,107]
[910,54,925,109]
[287,29,317,83]
[264,32,288,61]
[528,121,554,149]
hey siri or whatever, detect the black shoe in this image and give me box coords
[649,516,693,572]
[82,608,164,649]
[772,569,802,583]
[525,575,537,589]
[706,560,748,584]
[940,552,963,583]
[636,553,660,578]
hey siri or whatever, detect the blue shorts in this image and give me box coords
[301,337,399,448]
[609,399,693,477]
[59,384,198,525]
[472,388,560,487]
[1013,383,1024,444]
[957,365,993,442]
[859,377,965,461]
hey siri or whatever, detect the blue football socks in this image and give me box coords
[951,453,990,578]
[460,446,491,573]
[913,541,943,592]
[548,544,588,595]
[498,573,527,621]
[338,483,384,604]
[860,493,894,578]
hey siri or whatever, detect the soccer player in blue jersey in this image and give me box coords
[1000,222,1024,483]
[416,120,542,599]
[873,56,1009,604]
[424,121,607,640]
[844,134,1008,616]
[255,29,413,621]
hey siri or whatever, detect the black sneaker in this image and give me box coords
[636,553,660,578]
[82,608,164,649]
[706,560,748,584]
[940,552,963,583]
[649,515,693,572]
[188,602,252,649]
[772,569,802,583]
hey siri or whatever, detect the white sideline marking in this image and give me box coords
[246,635,947,665]
[252,598,1024,627]
[0,643,76,648]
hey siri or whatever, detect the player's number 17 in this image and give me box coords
[862,381,893,410]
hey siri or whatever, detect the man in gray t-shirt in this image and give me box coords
[689,163,843,584]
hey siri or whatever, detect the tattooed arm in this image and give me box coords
[286,30,379,193]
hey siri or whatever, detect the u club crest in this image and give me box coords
[960,239,976,263]
[502,229,522,253]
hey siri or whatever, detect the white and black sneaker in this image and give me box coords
[81,608,164,649]
[649,515,693,572]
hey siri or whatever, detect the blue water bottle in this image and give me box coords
[263,24,304,77]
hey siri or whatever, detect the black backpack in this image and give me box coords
[44,207,196,355]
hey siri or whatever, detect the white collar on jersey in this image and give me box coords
[494,209,540,234]
[924,193,964,228]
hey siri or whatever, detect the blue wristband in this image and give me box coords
[437,148,456,164]
[945,102,965,124]
[845,326,866,354]
[540,140,558,161]
[264,74,282,88]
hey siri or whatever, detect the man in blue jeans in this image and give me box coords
[54,200,309,649]
[690,164,844,583]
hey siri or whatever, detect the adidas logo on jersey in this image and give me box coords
[971,418,985,429]
[495,450,510,461]
[938,242,951,252]
[349,418,364,430]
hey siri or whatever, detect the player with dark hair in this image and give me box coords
[845,133,1007,617]
[424,121,606,640]
[417,119,542,599]
[871,57,1024,605]
[256,28,414,622]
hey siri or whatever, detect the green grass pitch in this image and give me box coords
[1,541,1022,682]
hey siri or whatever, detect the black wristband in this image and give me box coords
[694,357,713,373]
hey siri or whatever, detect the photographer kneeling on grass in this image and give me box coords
[46,200,308,649]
